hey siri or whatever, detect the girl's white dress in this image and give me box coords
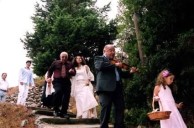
[71,65,98,118]
[158,85,187,128]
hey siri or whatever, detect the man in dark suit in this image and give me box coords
[94,44,138,128]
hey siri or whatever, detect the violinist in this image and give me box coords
[94,44,138,128]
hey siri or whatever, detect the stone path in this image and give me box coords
[34,108,113,128]
[36,115,104,128]
[38,123,103,128]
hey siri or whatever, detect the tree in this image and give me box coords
[21,0,117,76]
[118,0,194,126]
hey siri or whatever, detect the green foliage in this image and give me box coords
[124,107,149,126]
[120,0,194,126]
[22,0,117,76]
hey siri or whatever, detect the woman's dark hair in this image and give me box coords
[72,55,86,67]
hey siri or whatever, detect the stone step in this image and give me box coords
[32,107,101,125]
[40,118,100,125]
[29,107,76,118]
[38,124,113,128]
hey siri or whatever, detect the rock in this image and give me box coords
[21,119,28,127]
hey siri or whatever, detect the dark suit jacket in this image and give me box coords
[94,56,132,93]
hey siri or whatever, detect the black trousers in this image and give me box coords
[52,78,71,114]
[41,81,53,108]
[41,81,47,102]
[98,82,125,128]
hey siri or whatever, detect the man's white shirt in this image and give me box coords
[0,79,9,91]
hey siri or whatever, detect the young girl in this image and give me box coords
[153,69,187,128]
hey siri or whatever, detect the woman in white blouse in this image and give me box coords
[71,55,98,119]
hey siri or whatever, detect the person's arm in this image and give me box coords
[18,68,24,85]
[153,85,160,101]
[85,65,94,81]
[47,61,55,79]
[84,65,94,85]
[6,81,9,89]
[176,102,183,109]
[94,56,115,71]
[30,71,35,87]
[68,62,76,76]
[120,66,138,78]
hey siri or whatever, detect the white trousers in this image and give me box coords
[17,84,29,106]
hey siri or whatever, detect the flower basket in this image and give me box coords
[147,110,171,121]
[147,97,171,121]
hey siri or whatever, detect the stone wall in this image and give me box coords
[6,85,43,107]
[6,85,76,113]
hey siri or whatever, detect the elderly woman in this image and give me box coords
[41,71,55,108]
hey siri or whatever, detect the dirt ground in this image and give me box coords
[0,103,36,128]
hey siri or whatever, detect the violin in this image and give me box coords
[110,59,130,70]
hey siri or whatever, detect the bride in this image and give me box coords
[71,55,98,119]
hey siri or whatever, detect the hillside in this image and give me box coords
[0,78,78,128]
[0,103,36,128]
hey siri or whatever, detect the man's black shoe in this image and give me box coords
[60,114,70,119]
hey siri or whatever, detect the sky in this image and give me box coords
[0,0,118,87]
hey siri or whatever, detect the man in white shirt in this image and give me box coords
[0,73,9,102]
[17,60,34,106]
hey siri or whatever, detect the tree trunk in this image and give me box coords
[133,12,145,65]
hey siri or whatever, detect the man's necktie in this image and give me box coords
[61,65,66,78]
